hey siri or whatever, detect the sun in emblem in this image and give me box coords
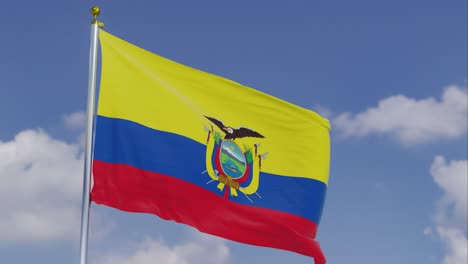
[202,116,268,202]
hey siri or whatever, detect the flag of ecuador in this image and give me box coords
[91,30,331,264]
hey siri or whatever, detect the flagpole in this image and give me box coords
[79,6,102,264]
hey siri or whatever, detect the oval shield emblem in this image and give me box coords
[219,140,246,179]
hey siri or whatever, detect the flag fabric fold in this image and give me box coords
[91,29,330,264]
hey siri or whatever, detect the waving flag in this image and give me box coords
[91,30,331,263]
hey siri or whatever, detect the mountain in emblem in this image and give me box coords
[204,115,265,140]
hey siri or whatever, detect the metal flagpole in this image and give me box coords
[79,6,102,264]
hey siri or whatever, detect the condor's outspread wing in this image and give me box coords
[204,116,227,132]
[233,127,265,139]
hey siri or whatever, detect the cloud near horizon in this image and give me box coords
[333,85,467,144]
[63,111,86,130]
[430,156,467,264]
[0,129,84,243]
[94,233,230,264]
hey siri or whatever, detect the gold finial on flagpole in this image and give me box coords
[91,6,100,17]
[90,6,104,28]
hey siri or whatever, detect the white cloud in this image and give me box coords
[431,156,468,227]
[430,156,467,264]
[312,104,333,119]
[0,129,84,243]
[437,227,467,264]
[63,111,87,148]
[64,111,86,130]
[423,227,434,238]
[334,85,468,144]
[94,233,230,264]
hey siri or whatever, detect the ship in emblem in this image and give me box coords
[202,116,268,202]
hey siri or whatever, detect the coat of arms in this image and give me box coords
[202,116,268,202]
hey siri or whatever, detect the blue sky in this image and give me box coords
[0,1,466,264]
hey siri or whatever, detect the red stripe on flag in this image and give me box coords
[91,160,326,263]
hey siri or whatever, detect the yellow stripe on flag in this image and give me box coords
[98,30,331,184]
